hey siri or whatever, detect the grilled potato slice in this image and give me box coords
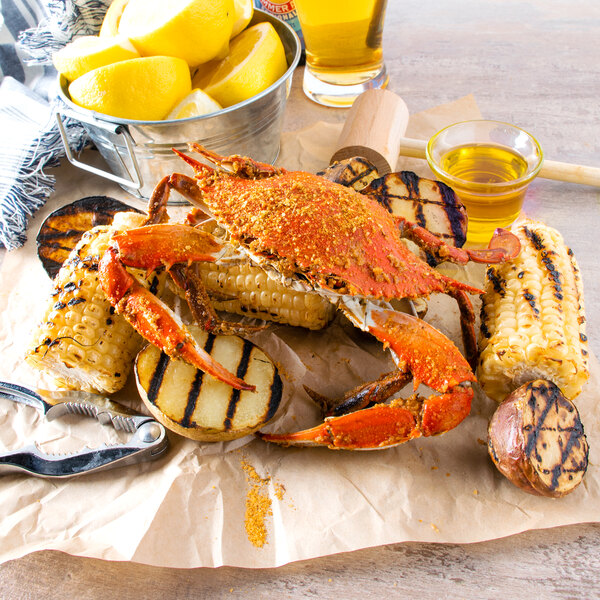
[319,160,467,265]
[487,379,589,497]
[37,196,141,278]
[363,171,468,253]
[135,326,283,441]
[318,157,381,191]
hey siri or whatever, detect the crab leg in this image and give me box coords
[394,216,521,264]
[187,144,285,178]
[304,370,413,417]
[142,175,171,225]
[99,247,255,392]
[169,264,267,336]
[259,306,474,449]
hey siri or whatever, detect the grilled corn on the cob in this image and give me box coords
[478,220,588,401]
[26,213,150,394]
[196,262,336,330]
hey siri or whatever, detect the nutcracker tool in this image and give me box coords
[0,381,168,478]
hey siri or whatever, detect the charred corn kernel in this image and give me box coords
[26,214,151,394]
[196,261,335,330]
[478,220,588,401]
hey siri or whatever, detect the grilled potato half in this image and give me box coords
[37,196,142,278]
[135,326,283,441]
[487,379,588,497]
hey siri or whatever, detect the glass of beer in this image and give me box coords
[294,0,388,107]
[426,120,544,244]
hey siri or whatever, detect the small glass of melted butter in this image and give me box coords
[426,120,543,244]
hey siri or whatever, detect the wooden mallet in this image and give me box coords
[331,89,600,187]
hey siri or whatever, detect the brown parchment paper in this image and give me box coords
[0,96,598,568]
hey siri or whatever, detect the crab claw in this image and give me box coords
[259,305,474,449]
[99,247,255,392]
[258,386,473,449]
[113,223,223,274]
[366,307,476,391]
[257,402,420,449]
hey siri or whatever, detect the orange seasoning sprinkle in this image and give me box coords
[241,458,286,548]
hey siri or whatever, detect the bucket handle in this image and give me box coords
[55,111,143,190]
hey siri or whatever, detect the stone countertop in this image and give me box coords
[1,1,599,597]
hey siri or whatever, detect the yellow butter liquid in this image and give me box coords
[439,144,530,244]
[294,0,386,84]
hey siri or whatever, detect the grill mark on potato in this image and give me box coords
[524,380,588,493]
[181,370,205,428]
[524,382,555,459]
[224,339,253,431]
[264,371,283,422]
[148,351,170,405]
[178,333,216,427]
[399,171,421,198]
[438,182,467,247]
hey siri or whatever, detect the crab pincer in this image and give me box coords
[258,306,474,449]
[98,228,255,392]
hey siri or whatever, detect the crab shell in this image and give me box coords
[176,155,481,303]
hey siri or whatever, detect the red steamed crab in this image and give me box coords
[98,144,520,449]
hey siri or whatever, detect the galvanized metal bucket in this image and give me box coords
[56,10,301,202]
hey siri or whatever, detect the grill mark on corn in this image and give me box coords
[486,266,506,296]
[147,351,170,405]
[522,288,540,316]
[223,339,254,431]
[524,225,564,300]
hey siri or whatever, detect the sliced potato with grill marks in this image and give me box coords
[488,379,589,497]
[363,171,468,263]
[318,157,381,191]
[37,196,142,279]
[135,326,283,441]
[318,160,468,265]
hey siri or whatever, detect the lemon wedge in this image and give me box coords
[99,0,130,37]
[118,0,235,67]
[192,22,287,108]
[53,35,139,82]
[167,89,223,119]
[231,0,254,38]
[68,56,192,121]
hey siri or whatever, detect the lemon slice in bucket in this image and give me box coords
[192,22,287,108]
[117,0,235,67]
[53,35,140,82]
[231,0,254,38]
[99,0,130,37]
[167,89,223,119]
[68,56,192,121]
